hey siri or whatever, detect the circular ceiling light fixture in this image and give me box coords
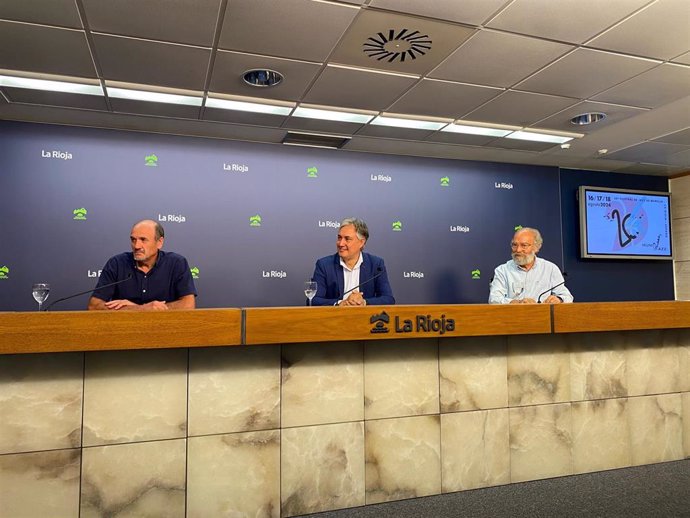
[243,69,283,87]
[363,29,432,63]
[570,112,606,125]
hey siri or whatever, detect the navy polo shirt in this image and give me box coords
[92,251,197,304]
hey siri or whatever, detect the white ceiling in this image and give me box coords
[0,0,688,175]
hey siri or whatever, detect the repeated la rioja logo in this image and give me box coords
[224,163,249,172]
[370,173,392,182]
[495,181,513,189]
[318,220,340,228]
[158,213,186,223]
[370,311,455,335]
[403,271,424,278]
[42,149,72,160]
[262,270,287,278]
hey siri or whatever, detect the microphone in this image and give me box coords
[44,274,134,311]
[341,266,384,299]
[537,272,568,303]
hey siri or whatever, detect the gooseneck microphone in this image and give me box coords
[341,267,384,299]
[44,274,134,311]
[537,273,569,303]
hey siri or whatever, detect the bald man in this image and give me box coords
[88,219,196,311]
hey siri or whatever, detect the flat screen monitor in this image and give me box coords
[578,185,673,260]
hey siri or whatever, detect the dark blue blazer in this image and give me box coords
[311,252,395,306]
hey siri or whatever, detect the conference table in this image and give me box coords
[1,303,689,517]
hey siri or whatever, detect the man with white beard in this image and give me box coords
[489,227,573,304]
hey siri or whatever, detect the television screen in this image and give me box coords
[579,186,673,260]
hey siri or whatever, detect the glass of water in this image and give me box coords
[304,281,317,306]
[32,283,50,311]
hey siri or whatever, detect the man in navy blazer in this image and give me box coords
[311,218,395,306]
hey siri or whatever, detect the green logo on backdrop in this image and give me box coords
[0,266,9,279]
[249,214,262,227]
[392,221,403,232]
[190,267,200,279]
[145,154,158,167]
[73,208,87,220]
[471,269,481,280]
[440,176,450,187]
[514,225,523,231]
[307,166,318,178]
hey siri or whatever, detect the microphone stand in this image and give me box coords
[44,274,134,311]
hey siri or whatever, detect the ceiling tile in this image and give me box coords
[92,34,211,90]
[665,149,690,167]
[356,125,438,140]
[606,141,689,164]
[368,0,511,25]
[463,90,578,126]
[588,0,690,60]
[490,138,558,152]
[81,0,222,47]
[486,0,650,44]
[653,128,690,146]
[0,21,96,78]
[425,131,498,146]
[2,87,108,111]
[218,0,359,62]
[202,107,288,127]
[616,163,686,175]
[0,0,82,28]
[535,101,647,133]
[672,51,690,65]
[388,78,502,119]
[515,48,658,99]
[302,66,417,111]
[284,117,366,135]
[210,51,322,101]
[430,30,573,88]
[328,9,476,76]
[592,64,690,109]
[110,98,202,119]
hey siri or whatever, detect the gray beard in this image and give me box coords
[512,252,536,266]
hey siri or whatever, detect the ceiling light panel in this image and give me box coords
[506,131,575,144]
[0,75,103,96]
[107,87,202,106]
[292,106,374,123]
[442,123,513,137]
[370,115,446,130]
[205,97,293,115]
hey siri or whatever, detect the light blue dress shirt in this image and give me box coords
[488,257,573,304]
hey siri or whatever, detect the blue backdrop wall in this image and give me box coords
[0,120,673,310]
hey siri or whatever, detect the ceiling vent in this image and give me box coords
[363,29,432,63]
[282,131,351,149]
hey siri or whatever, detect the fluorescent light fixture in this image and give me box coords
[327,63,419,79]
[205,97,293,115]
[107,87,202,106]
[370,115,446,131]
[293,106,374,124]
[506,130,575,144]
[0,75,103,96]
[442,123,513,137]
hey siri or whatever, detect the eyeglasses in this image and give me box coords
[511,242,534,250]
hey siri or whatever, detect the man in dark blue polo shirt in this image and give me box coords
[87,219,197,310]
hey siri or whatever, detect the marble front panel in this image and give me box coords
[188,346,280,436]
[187,430,280,518]
[441,409,509,492]
[628,394,684,466]
[82,349,188,446]
[0,353,83,454]
[364,339,439,420]
[281,421,364,517]
[572,399,631,474]
[0,449,80,518]
[569,332,627,401]
[509,403,573,483]
[365,415,441,504]
[507,334,570,406]
[681,392,690,459]
[281,341,363,428]
[679,330,690,391]
[80,439,186,518]
[439,336,508,412]
[625,330,682,396]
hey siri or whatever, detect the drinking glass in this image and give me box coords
[304,281,317,306]
[32,283,50,311]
